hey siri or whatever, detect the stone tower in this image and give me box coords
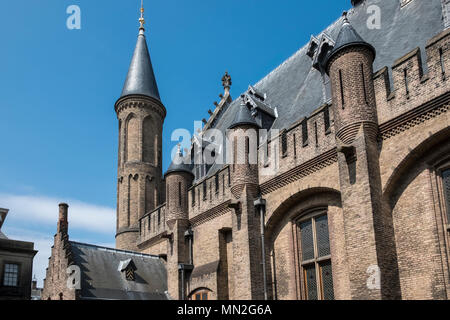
[165,147,194,300]
[325,13,399,299]
[115,5,166,251]
[227,100,264,299]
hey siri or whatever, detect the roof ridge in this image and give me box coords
[69,241,160,259]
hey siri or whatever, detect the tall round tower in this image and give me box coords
[115,4,166,251]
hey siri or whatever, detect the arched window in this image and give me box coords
[296,210,334,300]
[126,114,139,162]
[190,289,210,300]
[143,116,155,164]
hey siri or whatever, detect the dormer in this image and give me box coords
[242,90,277,131]
[307,33,335,73]
[118,259,137,281]
[248,85,267,101]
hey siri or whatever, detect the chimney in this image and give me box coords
[58,203,69,234]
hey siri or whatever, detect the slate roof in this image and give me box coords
[228,100,260,129]
[165,146,194,177]
[120,32,161,101]
[175,0,444,180]
[0,230,7,239]
[69,241,168,300]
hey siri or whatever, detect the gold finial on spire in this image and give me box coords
[139,0,145,32]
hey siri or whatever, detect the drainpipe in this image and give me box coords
[179,263,194,300]
[178,265,185,300]
[254,196,267,300]
[184,229,194,265]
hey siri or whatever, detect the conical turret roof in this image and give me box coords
[120,30,161,101]
[325,12,376,71]
[165,146,193,177]
[228,99,260,129]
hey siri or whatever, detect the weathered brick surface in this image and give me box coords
[42,204,77,300]
[115,96,166,251]
[45,29,450,301]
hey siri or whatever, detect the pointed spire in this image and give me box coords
[228,98,260,129]
[120,1,161,101]
[324,11,376,71]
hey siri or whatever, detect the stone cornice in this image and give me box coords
[260,148,338,195]
[379,91,450,140]
[115,95,167,120]
[190,200,231,227]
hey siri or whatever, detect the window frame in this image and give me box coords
[437,163,450,228]
[2,262,21,288]
[294,209,333,300]
[190,289,210,300]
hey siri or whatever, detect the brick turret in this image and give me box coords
[325,12,400,299]
[226,100,265,299]
[164,147,194,299]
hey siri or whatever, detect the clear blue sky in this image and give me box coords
[0,0,349,285]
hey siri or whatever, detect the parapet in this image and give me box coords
[374,29,450,125]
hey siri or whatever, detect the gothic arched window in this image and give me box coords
[296,211,334,300]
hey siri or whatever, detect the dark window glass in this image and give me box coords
[315,215,331,257]
[304,264,317,300]
[299,213,334,300]
[443,169,450,221]
[320,261,334,300]
[3,264,19,287]
[300,220,314,261]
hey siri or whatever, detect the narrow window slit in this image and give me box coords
[404,69,410,98]
[293,133,297,158]
[281,131,288,157]
[439,48,446,80]
[178,182,182,206]
[302,120,308,147]
[339,70,345,108]
[314,122,319,147]
[361,64,368,104]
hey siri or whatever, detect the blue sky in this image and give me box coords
[0,1,349,286]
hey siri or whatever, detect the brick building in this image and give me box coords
[44,0,450,300]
